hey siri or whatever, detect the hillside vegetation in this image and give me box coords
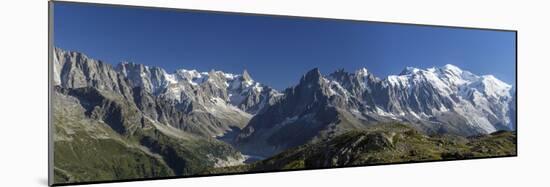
[206,123,516,174]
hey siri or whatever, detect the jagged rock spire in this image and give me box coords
[242,69,252,82]
[301,68,322,83]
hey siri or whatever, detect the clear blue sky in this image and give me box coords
[54,2,516,90]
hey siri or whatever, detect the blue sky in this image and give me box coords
[54,2,516,90]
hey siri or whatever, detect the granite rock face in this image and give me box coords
[53,48,281,137]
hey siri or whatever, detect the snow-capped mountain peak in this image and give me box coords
[175,69,207,84]
[347,64,514,134]
[440,64,463,74]
[356,67,369,76]
[399,66,421,75]
[474,75,512,98]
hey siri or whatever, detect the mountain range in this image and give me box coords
[235,64,515,156]
[52,47,516,183]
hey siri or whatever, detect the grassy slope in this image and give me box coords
[53,89,243,184]
[53,108,174,183]
[206,123,516,174]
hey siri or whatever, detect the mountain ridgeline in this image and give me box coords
[51,48,516,184]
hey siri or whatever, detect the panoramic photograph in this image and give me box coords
[51,2,516,184]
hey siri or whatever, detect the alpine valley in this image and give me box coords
[52,48,516,184]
